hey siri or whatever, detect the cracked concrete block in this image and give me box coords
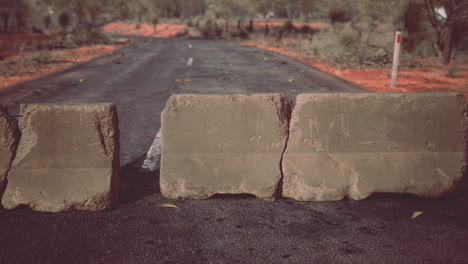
[0,106,20,200]
[1,104,120,212]
[161,94,290,199]
[283,93,468,201]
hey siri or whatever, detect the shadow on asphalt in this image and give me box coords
[365,192,421,200]
[119,154,160,205]
[210,193,258,199]
[116,154,468,205]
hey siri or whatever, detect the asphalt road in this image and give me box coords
[0,37,467,263]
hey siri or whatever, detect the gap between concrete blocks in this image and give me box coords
[0,106,21,203]
[274,99,294,200]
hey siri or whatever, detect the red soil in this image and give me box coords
[241,41,468,98]
[1,23,186,90]
[253,20,329,29]
[0,44,121,89]
[102,22,186,38]
[2,21,467,98]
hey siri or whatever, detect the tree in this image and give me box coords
[152,17,158,32]
[270,0,313,21]
[254,0,273,19]
[0,0,29,33]
[15,9,26,31]
[45,0,112,29]
[44,15,52,28]
[58,12,70,32]
[149,0,182,18]
[0,10,10,32]
[423,0,468,64]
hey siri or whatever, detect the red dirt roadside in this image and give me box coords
[241,41,468,98]
[0,22,187,90]
[2,21,467,98]
[102,22,186,38]
[0,45,120,89]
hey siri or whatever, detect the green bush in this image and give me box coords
[151,17,159,32]
[198,19,224,40]
[311,23,392,68]
[227,29,249,40]
[282,21,297,33]
[276,21,297,40]
[72,28,110,46]
[43,15,52,29]
[446,67,457,78]
[33,50,57,63]
[401,2,436,57]
[58,12,71,32]
[300,25,313,34]
[328,7,352,25]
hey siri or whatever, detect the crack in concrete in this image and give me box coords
[274,98,292,199]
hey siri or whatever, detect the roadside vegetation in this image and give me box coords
[1,0,467,93]
[176,0,468,67]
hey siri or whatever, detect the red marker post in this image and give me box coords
[391,31,402,88]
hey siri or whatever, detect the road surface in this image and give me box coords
[0,37,467,263]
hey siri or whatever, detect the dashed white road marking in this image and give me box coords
[188,43,193,49]
[187,57,194,67]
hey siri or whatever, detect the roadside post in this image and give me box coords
[391,31,402,88]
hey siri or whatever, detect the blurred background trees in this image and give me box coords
[0,0,466,63]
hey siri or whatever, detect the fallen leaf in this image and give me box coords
[411,211,424,219]
[157,203,177,208]
[288,79,295,83]
[79,78,85,83]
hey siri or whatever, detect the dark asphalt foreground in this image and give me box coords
[0,37,467,263]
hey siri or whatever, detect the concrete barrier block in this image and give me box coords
[161,94,290,199]
[0,106,20,200]
[283,93,468,201]
[1,104,120,212]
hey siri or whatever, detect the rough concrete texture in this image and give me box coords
[160,94,290,199]
[0,106,20,200]
[1,104,120,212]
[283,93,468,201]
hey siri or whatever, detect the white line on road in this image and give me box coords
[188,43,193,49]
[187,57,194,67]
[142,129,161,171]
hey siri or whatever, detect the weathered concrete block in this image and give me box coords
[161,94,290,199]
[0,106,20,200]
[1,104,120,212]
[283,93,468,201]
